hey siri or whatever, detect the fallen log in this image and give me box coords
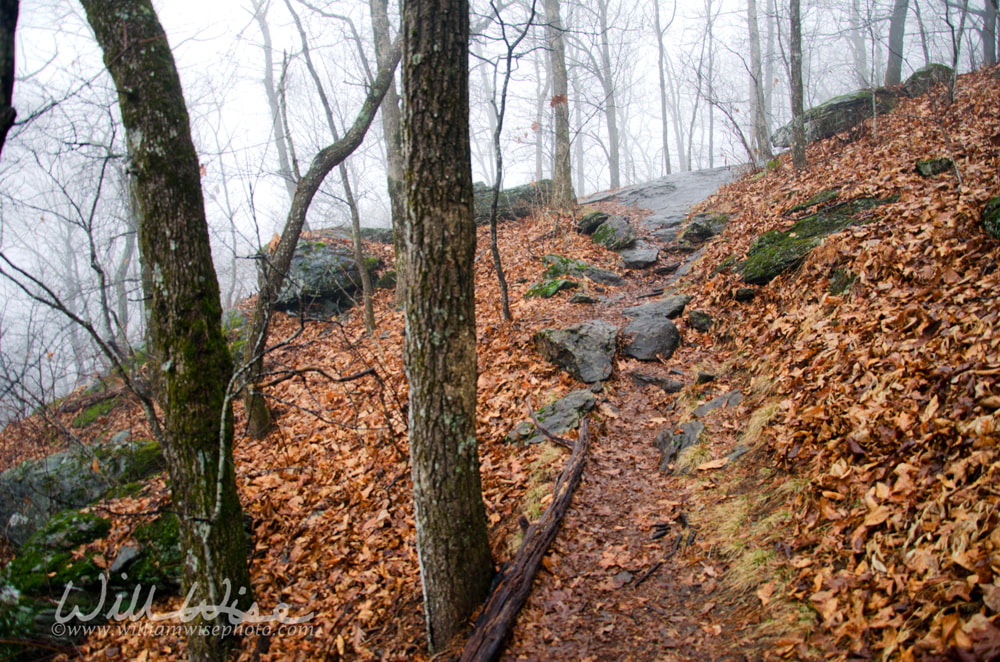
[459,418,591,662]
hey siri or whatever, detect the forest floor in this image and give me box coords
[3,65,1000,661]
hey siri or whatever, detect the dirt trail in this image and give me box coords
[503,170,765,662]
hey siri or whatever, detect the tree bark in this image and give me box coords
[79,2,253,660]
[885,0,909,86]
[402,0,494,650]
[370,0,406,306]
[544,0,576,209]
[789,0,807,169]
[748,0,773,163]
[242,41,401,439]
[0,0,18,157]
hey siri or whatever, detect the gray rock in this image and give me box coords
[623,316,680,361]
[542,254,624,287]
[734,287,756,302]
[473,179,552,224]
[696,372,716,384]
[507,389,597,444]
[577,210,609,234]
[0,438,163,547]
[771,88,897,148]
[569,293,601,305]
[904,63,953,98]
[687,310,714,332]
[655,421,705,473]
[620,245,659,269]
[916,158,953,177]
[109,544,142,575]
[679,213,729,245]
[651,226,681,243]
[693,389,744,418]
[534,320,618,383]
[628,372,684,393]
[983,196,1000,240]
[273,240,363,317]
[623,295,692,320]
[591,215,637,251]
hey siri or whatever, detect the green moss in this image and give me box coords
[713,254,738,274]
[788,188,839,214]
[5,511,111,596]
[542,254,590,278]
[525,278,578,299]
[828,268,856,295]
[128,513,183,591]
[72,398,117,428]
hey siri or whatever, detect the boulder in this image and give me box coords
[687,310,714,332]
[273,239,365,317]
[0,437,163,547]
[622,316,680,361]
[473,179,552,224]
[591,215,637,250]
[739,195,897,284]
[984,196,1000,240]
[623,294,692,320]
[542,254,624,286]
[358,227,394,244]
[771,88,897,148]
[903,63,953,98]
[679,213,729,245]
[655,421,704,473]
[525,278,578,298]
[534,321,617,383]
[577,210,609,234]
[916,157,954,177]
[506,389,597,444]
[628,372,684,393]
[619,244,660,269]
[693,390,744,418]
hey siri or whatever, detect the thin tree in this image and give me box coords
[485,0,537,323]
[78,2,253,660]
[654,0,676,175]
[402,0,494,650]
[369,0,406,305]
[789,0,806,169]
[748,0,773,163]
[544,0,576,208]
[242,42,401,438]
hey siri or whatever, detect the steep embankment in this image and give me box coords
[2,66,998,662]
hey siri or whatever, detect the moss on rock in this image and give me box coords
[983,196,1000,240]
[525,278,579,299]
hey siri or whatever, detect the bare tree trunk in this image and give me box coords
[748,0,772,163]
[0,0,17,157]
[252,0,299,208]
[572,68,586,193]
[370,0,407,306]
[789,0,806,169]
[544,0,576,209]
[850,0,870,87]
[79,3,253,660]
[402,0,494,651]
[984,0,997,66]
[655,0,674,175]
[596,0,620,189]
[912,0,931,67]
[885,0,909,85]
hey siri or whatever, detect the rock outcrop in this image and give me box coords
[534,321,617,383]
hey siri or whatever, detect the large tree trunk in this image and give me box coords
[885,0,909,86]
[748,0,772,163]
[79,2,252,660]
[984,0,997,66]
[0,0,18,157]
[402,0,494,651]
[544,0,576,209]
[242,42,400,439]
[370,0,406,306]
[789,0,807,169]
[850,0,870,86]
